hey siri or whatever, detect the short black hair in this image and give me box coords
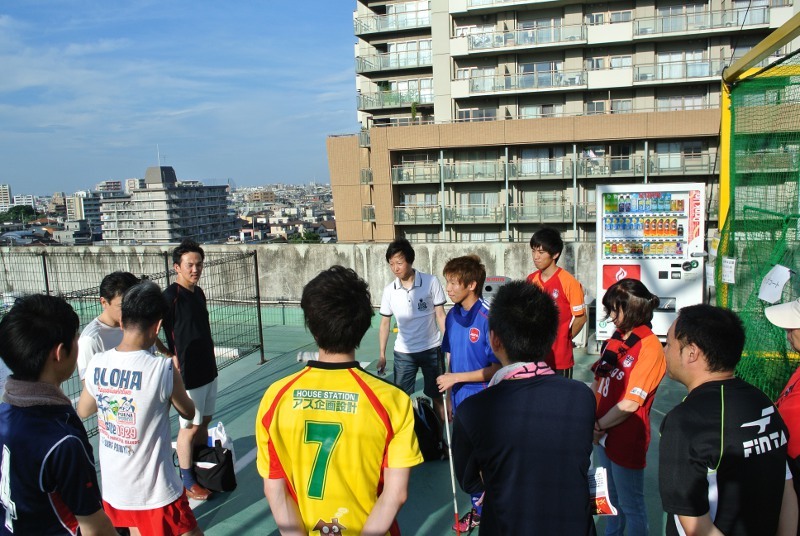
[301,266,374,354]
[674,304,745,372]
[99,271,140,302]
[121,280,168,332]
[602,278,659,333]
[385,237,415,265]
[0,294,79,381]
[172,239,205,266]
[530,227,563,261]
[489,281,558,363]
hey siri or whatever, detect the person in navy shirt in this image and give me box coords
[0,295,116,536]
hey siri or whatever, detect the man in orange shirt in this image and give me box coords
[526,227,586,377]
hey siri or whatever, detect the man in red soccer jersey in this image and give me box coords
[526,227,586,378]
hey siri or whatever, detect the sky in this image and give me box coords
[0,1,359,195]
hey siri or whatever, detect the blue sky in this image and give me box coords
[0,1,358,195]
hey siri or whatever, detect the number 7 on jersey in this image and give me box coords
[304,421,343,499]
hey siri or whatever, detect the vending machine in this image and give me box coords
[595,182,706,341]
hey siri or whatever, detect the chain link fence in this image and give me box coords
[0,249,264,436]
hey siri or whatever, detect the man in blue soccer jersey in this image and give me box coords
[0,295,117,536]
[436,255,501,532]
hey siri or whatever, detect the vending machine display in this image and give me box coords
[596,183,706,341]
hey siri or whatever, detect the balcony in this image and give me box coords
[576,156,646,178]
[508,202,573,223]
[354,10,431,35]
[634,60,724,83]
[466,25,586,52]
[576,202,597,222]
[358,130,370,147]
[360,169,373,185]
[649,153,717,175]
[443,160,505,181]
[469,70,585,95]
[394,205,442,225]
[392,163,440,184]
[356,50,433,73]
[361,205,376,222]
[634,7,768,37]
[467,0,533,7]
[735,150,800,173]
[445,204,506,224]
[510,158,574,180]
[357,90,434,111]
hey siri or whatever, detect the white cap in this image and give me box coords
[765,298,800,329]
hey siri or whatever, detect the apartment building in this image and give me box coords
[0,185,11,212]
[100,166,237,244]
[328,0,796,243]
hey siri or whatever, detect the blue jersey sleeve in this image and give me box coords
[442,311,454,354]
[42,435,103,517]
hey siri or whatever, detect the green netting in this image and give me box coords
[717,50,800,399]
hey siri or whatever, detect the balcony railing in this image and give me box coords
[445,204,506,224]
[358,90,434,110]
[356,50,433,73]
[576,202,597,222]
[735,150,800,173]
[358,130,370,147]
[394,205,442,224]
[360,169,373,185]
[649,153,717,175]
[392,163,440,183]
[469,70,585,94]
[634,60,725,82]
[510,158,574,180]
[467,25,586,51]
[361,205,376,222]
[467,0,529,7]
[508,202,573,223]
[577,156,647,178]
[634,7,768,37]
[354,10,431,35]
[443,161,505,181]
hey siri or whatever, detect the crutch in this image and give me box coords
[439,348,461,535]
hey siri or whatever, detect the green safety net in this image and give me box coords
[717,49,800,399]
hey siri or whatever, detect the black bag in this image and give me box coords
[194,440,237,492]
[413,397,446,462]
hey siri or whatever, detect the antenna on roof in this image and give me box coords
[156,144,161,167]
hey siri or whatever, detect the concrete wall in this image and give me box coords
[0,242,599,305]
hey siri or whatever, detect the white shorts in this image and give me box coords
[179,378,218,428]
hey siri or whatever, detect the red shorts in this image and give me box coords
[103,493,197,535]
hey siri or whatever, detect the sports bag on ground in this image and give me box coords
[194,440,237,492]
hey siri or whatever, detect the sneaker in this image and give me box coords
[185,483,212,501]
[452,508,480,533]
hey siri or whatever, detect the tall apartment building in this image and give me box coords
[96,180,123,192]
[327,0,796,243]
[0,185,11,212]
[12,195,35,208]
[100,166,237,244]
[125,178,145,193]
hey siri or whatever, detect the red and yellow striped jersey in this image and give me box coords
[256,360,423,535]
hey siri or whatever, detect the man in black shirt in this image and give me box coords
[452,281,596,534]
[659,304,797,535]
[162,239,219,501]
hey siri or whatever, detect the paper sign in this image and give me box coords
[709,236,720,257]
[759,265,792,304]
[721,257,736,284]
[590,466,618,516]
[707,265,716,288]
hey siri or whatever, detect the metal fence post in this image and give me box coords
[253,251,266,365]
[163,251,171,284]
[41,251,50,295]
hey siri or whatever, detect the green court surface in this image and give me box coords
[125,319,687,535]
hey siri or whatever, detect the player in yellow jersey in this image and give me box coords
[256,265,424,535]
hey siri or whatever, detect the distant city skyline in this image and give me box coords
[0,1,358,195]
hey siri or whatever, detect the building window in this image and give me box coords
[611,99,632,113]
[519,103,563,118]
[457,107,497,122]
[586,100,606,115]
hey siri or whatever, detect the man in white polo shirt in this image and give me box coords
[378,238,447,421]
